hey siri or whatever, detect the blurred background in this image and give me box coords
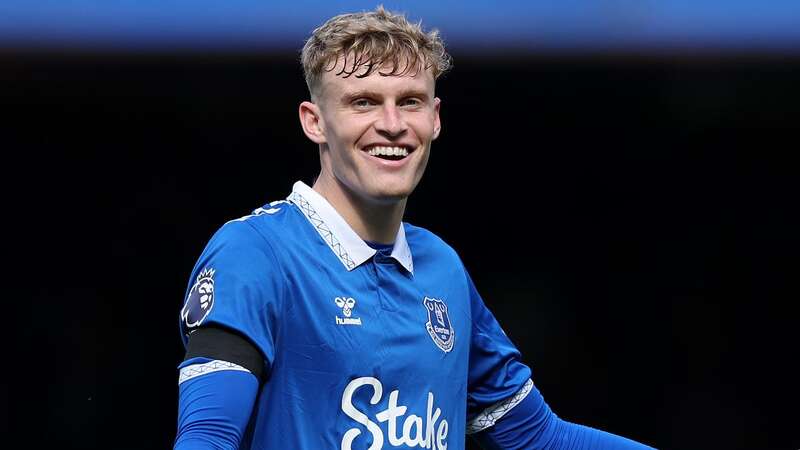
[6,1,799,449]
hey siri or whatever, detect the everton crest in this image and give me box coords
[181,267,216,332]
[423,297,455,353]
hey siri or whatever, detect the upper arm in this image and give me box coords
[179,219,285,376]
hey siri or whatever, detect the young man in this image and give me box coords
[175,7,655,450]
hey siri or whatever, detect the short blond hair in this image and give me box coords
[301,6,452,98]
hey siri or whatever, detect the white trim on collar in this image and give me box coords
[287,181,414,273]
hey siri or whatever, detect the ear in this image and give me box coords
[299,101,327,144]
[432,97,442,140]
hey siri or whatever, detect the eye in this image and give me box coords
[401,97,423,107]
[352,98,375,108]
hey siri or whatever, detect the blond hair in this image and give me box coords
[301,6,452,98]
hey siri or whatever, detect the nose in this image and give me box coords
[375,103,407,137]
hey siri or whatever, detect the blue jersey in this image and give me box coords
[179,181,532,450]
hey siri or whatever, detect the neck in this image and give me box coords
[312,174,405,245]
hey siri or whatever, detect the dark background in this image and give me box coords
[7,49,799,449]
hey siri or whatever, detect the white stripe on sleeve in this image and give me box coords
[466,378,534,434]
[178,359,251,384]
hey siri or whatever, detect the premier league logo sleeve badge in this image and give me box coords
[181,267,216,332]
[423,297,455,353]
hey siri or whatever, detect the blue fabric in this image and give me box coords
[179,219,284,375]
[176,186,650,449]
[473,382,655,450]
[466,270,532,419]
[176,191,532,449]
[174,358,259,450]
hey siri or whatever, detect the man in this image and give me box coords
[175,7,655,450]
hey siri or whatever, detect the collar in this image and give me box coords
[287,181,414,273]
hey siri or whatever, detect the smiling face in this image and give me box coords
[300,55,441,206]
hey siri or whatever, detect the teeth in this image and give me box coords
[367,146,409,157]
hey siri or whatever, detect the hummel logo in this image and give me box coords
[335,297,362,326]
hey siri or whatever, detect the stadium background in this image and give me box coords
[6,1,798,448]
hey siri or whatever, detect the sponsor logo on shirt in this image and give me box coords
[335,296,362,325]
[181,267,216,331]
[423,297,454,353]
[341,377,449,450]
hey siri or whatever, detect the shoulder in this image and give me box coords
[403,222,464,268]
[216,200,298,242]
[197,200,302,259]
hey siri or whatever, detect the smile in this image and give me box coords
[362,145,415,161]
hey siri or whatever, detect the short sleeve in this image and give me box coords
[179,219,284,374]
[466,269,532,423]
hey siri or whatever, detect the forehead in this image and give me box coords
[318,53,435,99]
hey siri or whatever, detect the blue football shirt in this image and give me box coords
[179,181,532,450]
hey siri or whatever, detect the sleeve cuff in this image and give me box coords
[466,378,534,434]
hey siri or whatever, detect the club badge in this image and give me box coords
[423,296,455,352]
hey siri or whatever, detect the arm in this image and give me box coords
[174,327,265,450]
[175,219,284,448]
[175,360,258,450]
[470,380,655,450]
[462,265,654,450]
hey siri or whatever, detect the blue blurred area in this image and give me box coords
[1,0,799,52]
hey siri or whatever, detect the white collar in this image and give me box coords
[287,181,414,273]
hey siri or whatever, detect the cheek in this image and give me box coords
[411,116,437,140]
[327,123,366,157]
[323,130,353,162]
[417,150,431,173]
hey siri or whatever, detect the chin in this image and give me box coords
[370,189,412,204]
[363,177,419,203]
[367,181,417,202]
